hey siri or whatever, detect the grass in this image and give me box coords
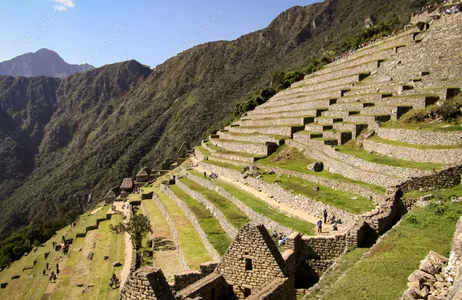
[335,144,444,170]
[180,178,250,230]
[203,160,243,172]
[169,185,231,256]
[263,174,374,214]
[404,184,462,199]
[142,199,184,280]
[195,146,210,156]
[154,187,212,269]
[210,177,315,235]
[321,199,462,300]
[99,214,124,300]
[369,136,462,149]
[304,247,369,300]
[257,145,386,194]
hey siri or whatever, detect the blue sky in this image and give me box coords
[0,0,317,67]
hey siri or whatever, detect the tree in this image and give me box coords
[121,214,152,251]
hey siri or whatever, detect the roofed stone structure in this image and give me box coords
[103,189,117,204]
[136,167,150,182]
[120,178,134,191]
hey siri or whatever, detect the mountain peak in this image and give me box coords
[0,49,95,78]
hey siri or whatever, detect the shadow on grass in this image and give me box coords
[152,237,176,251]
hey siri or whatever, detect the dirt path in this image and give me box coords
[111,201,133,290]
[193,163,343,235]
[91,207,103,215]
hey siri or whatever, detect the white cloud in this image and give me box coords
[52,0,75,12]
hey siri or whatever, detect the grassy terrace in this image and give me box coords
[195,146,210,156]
[335,144,444,170]
[180,178,250,230]
[383,119,462,132]
[257,145,386,194]
[321,199,462,300]
[369,136,462,149]
[203,160,243,172]
[142,199,183,279]
[190,172,315,235]
[154,188,212,269]
[169,185,231,256]
[404,184,462,199]
[262,173,374,214]
[304,247,369,300]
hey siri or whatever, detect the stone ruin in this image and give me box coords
[120,223,298,299]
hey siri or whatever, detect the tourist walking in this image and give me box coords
[323,209,328,223]
[204,171,207,178]
[317,220,322,233]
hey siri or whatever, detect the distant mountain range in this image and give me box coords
[0,48,94,78]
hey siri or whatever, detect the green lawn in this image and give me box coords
[180,178,250,230]
[211,177,315,235]
[195,146,210,156]
[369,136,462,149]
[404,185,462,199]
[262,174,375,214]
[154,188,212,269]
[304,247,369,300]
[321,200,462,300]
[335,145,443,170]
[169,186,231,256]
[257,145,386,194]
[203,160,243,172]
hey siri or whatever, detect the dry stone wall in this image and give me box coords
[176,273,227,300]
[194,148,207,162]
[119,267,175,300]
[257,164,382,202]
[287,139,400,187]
[175,180,238,239]
[216,224,287,299]
[247,277,296,300]
[184,171,293,235]
[447,217,462,300]
[171,262,218,292]
[199,161,357,229]
[150,194,189,271]
[378,128,462,146]
[161,184,221,261]
[398,165,462,192]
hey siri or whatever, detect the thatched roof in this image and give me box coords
[136,168,149,177]
[120,178,134,190]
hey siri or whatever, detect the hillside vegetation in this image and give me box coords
[0,0,442,266]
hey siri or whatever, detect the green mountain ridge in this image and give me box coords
[0,0,439,245]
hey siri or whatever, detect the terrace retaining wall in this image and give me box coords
[378,127,462,146]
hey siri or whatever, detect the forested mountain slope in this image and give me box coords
[0,0,440,248]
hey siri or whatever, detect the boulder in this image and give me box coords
[113,261,122,267]
[401,288,419,300]
[87,252,94,260]
[408,270,436,283]
[419,258,439,275]
[308,162,323,172]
